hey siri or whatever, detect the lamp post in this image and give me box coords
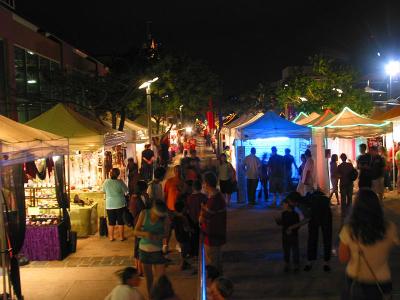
[179,105,183,127]
[385,60,400,100]
[139,77,158,144]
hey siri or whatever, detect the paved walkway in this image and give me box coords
[223,196,400,300]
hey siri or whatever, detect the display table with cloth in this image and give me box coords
[70,191,105,217]
[21,221,68,261]
[70,202,98,237]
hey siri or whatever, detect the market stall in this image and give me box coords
[0,114,69,298]
[26,104,126,236]
[311,107,392,193]
[231,111,312,202]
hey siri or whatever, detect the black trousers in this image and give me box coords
[258,178,269,200]
[342,275,392,300]
[307,219,332,262]
[340,184,353,216]
[189,223,200,257]
[283,234,299,264]
[247,178,258,204]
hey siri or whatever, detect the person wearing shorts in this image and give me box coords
[267,146,284,207]
[103,168,128,241]
[133,200,168,295]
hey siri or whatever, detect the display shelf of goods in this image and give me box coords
[26,214,60,226]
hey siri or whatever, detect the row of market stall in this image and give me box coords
[221,106,394,202]
[0,103,149,267]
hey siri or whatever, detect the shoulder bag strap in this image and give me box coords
[357,241,389,299]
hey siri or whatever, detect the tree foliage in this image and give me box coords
[276,55,373,114]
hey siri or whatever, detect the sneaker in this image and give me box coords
[323,265,331,272]
[181,261,191,271]
[284,265,290,273]
[304,264,312,272]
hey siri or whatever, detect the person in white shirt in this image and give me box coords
[147,167,166,203]
[105,267,144,300]
[243,147,261,205]
[301,149,315,196]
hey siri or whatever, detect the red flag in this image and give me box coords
[206,98,215,130]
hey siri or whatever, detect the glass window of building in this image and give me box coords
[14,46,26,97]
[26,51,39,95]
[39,56,51,99]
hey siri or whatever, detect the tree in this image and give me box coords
[130,54,221,134]
[276,55,373,114]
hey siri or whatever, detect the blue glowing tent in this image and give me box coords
[237,111,312,140]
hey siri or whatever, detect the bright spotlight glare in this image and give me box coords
[385,61,400,76]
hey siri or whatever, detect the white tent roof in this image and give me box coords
[314,107,392,138]
[0,115,67,166]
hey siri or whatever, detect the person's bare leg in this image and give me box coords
[119,225,125,240]
[108,225,115,241]
[143,263,153,296]
[226,193,231,206]
[154,264,166,279]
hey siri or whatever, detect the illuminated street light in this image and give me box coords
[385,61,400,100]
[139,77,159,143]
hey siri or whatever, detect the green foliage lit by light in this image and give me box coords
[276,55,373,114]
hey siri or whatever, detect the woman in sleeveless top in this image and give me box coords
[133,200,169,295]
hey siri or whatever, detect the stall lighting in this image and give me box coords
[27,80,37,84]
[27,51,34,55]
[52,155,60,162]
[299,97,308,102]
[185,126,193,134]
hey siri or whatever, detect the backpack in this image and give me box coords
[350,167,358,181]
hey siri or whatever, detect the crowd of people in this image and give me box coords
[103,131,400,299]
[102,138,233,300]
[243,146,314,206]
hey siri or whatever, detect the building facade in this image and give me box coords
[0,2,107,122]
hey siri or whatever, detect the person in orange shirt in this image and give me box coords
[164,165,183,211]
[163,165,183,253]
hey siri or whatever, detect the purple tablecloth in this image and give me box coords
[21,225,61,261]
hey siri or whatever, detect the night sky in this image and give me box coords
[15,0,400,96]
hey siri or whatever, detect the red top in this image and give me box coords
[186,192,208,224]
[201,192,227,247]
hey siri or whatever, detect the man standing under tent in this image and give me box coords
[301,149,315,195]
[370,146,385,202]
[283,148,298,192]
[268,146,285,207]
[243,147,261,205]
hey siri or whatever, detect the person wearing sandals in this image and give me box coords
[103,168,129,242]
[133,200,169,295]
[339,189,399,300]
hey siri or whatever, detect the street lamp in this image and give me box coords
[179,105,183,127]
[139,77,158,144]
[385,61,400,100]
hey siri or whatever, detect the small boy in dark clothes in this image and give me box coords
[172,200,192,270]
[275,199,300,272]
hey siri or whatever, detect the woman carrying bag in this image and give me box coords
[217,153,236,206]
[339,189,399,300]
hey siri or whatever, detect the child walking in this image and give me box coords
[275,199,300,272]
